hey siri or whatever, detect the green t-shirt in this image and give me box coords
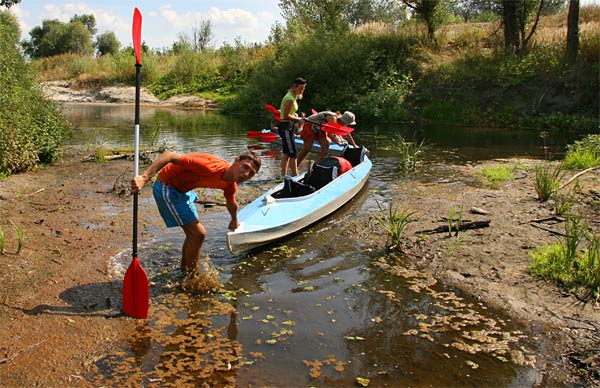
[280,91,298,120]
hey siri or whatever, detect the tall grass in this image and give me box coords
[391,134,427,171]
[374,201,417,248]
[10,220,23,254]
[530,214,600,298]
[534,163,562,201]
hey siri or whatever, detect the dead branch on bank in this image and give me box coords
[560,166,600,189]
[529,222,568,237]
[417,220,491,235]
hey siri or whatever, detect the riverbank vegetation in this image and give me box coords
[0,11,69,176]
[1,1,598,177]
[23,3,600,132]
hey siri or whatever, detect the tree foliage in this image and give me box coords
[345,0,408,27]
[402,0,446,43]
[0,11,69,175]
[95,31,120,56]
[71,14,97,35]
[0,0,20,8]
[22,15,95,58]
[501,0,567,56]
[279,0,353,32]
[192,20,213,52]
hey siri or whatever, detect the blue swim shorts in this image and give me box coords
[152,181,199,227]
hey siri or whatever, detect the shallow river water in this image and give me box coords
[63,104,580,386]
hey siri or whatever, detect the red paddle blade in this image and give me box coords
[132,8,142,65]
[322,122,354,135]
[122,256,149,319]
[247,131,264,138]
[261,133,279,142]
[264,104,280,119]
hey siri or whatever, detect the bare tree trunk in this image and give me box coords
[502,0,520,56]
[565,0,580,65]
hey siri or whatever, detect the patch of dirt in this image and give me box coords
[0,150,598,386]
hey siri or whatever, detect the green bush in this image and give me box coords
[563,134,600,169]
[530,215,600,298]
[0,11,70,175]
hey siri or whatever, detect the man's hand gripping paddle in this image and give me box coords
[122,7,150,319]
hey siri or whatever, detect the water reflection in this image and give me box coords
[66,104,561,386]
[63,103,581,164]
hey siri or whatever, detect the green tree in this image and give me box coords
[22,17,94,58]
[502,0,563,56]
[0,0,21,8]
[63,21,94,55]
[279,0,352,32]
[0,11,69,175]
[346,0,408,26]
[71,14,97,35]
[402,0,446,43]
[95,31,120,56]
[192,20,213,52]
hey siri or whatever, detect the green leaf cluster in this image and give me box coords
[563,134,600,170]
[0,11,69,175]
[530,215,600,298]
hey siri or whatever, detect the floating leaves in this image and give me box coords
[373,258,537,369]
[91,295,241,387]
[303,355,346,379]
[356,377,370,386]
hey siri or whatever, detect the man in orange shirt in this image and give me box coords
[131,151,261,274]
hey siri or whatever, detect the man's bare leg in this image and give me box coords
[181,220,206,273]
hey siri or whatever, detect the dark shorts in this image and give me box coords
[279,121,297,157]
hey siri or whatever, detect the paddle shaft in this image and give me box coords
[133,63,141,258]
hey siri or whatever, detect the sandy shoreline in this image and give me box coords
[41,80,218,109]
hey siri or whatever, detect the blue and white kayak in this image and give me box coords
[227,149,371,254]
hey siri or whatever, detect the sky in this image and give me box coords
[8,1,285,49]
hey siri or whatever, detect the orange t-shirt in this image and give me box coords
[158,153,237,201]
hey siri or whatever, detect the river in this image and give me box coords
[64,103,576,387]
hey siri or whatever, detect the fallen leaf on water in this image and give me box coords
[356,377,370,386]
[344,336,366,341]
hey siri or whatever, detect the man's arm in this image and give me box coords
[226,199,239,230]
[131,151,181,192]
